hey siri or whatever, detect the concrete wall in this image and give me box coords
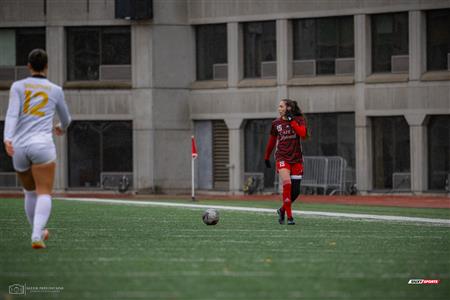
[1,0,449,193]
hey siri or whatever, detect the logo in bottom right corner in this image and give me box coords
[408,279,440,285]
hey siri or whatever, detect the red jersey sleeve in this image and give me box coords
[264,121,278,160]
[290,116,307,139]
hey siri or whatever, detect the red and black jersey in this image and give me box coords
[265,116,307,164]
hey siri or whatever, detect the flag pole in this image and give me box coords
[191,136,198,201]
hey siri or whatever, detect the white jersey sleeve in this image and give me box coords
[3,82,21,142]
[55,87,71,131]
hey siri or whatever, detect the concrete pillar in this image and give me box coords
[355,117,373,194]
[405,114,428,193]
[46,26,65,190]
[227,22,241,88]
[131,24,154,192]
[224,118,244,194]
[354,14,371,82]
[46,26,64,86]
[276,19,290,100]
[409,11,426,81]
[132,24,153,88]
[354,14,372,194]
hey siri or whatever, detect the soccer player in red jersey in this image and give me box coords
[264,99,308,225]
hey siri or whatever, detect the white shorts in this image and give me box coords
[13,142,57,172]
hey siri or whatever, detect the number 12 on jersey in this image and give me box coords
[23,90,48,117]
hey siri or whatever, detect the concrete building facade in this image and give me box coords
[0,0,449,194]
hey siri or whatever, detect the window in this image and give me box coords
[293,16,354,76]
[244,119,275,189]
[426,9,450,71]
[372,116,410,190]
[0,27,45,81]
[196,24,227,81]
[68,121,133,188]
[0,122,14,173]
[302,113,355,169]
[371,13,409,73]
[67,27,131,81]
[243,21,276,78]
[428,116,450,191]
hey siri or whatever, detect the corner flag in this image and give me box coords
[191,136,198,159]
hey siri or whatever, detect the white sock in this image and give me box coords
[32,194,52,241]
[24,190,37,226]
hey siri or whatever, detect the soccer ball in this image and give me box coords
[202,208,219,225]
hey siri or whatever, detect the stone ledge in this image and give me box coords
[237,78,277,88]
[64,81,132,89]
[365,73,409,84]
[288,75,354,86]
[190,80,228,90]
[421,71,450,82]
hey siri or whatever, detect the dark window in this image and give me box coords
[428,116,450,190]
[426,9,450,71]
[371,12,409,73]
[0,122,14,172]
[67,27,131,81]
[293,16,354,75]
[243,21,276,78]
[196,24,227,81]
[68,121,132,188]
[372,116,410,190]
[244,119,275,189]
[16,28,46,66]
[302,113,355,169]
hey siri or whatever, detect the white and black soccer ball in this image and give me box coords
[202,208,219,225]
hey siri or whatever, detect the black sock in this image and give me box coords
[291,179,301,203]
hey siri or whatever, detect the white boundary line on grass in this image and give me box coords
[57,197,450,226]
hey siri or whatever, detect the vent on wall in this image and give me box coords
[391,55,409,73]
[392,172,411,191]
[335,58,354,75]
[212,120,229,190]
[0,172,20,188]
[261,61,276,78]
[293,60,316,77]
[448,53,450,70]
[115,0,153,20]
[0,66,32,81]
[99,65,131,81]
[213,63,228,80]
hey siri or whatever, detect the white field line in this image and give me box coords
[57,197,450,226]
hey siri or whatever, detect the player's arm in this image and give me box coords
[3,84,21,156]
[288,115,307,139]
[54,88,71,136]
[264,123,277,168]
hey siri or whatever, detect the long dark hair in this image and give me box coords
[281,98,311,139]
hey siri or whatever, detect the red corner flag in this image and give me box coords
[191,136,198,159]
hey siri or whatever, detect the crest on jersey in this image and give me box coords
[276,125,282,132]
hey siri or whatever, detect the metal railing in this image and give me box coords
[302,156,347,195]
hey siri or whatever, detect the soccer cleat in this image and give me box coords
[287,218,296,225]
[277,208,285,225]
[31,240,46,249]
[43,229,49,241]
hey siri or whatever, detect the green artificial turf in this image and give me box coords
[0,198,449,300]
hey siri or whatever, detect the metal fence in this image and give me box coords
[302,156,347,195]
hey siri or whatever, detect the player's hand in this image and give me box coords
[285,111,294,121]
[264,160,271,168]
[54,124,65,136]
[4,140,14,157]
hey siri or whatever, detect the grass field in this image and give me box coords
[0,197,449,300]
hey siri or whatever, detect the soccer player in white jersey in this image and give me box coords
[3,49,71,249]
